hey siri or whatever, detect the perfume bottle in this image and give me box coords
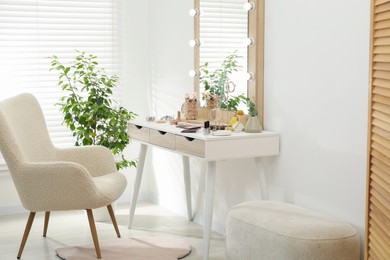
[204,121,210,135]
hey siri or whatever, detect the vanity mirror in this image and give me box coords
[190,0,264,123]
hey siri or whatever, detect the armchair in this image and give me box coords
[0,93,127,259]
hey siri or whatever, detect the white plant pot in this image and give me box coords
[245,116,263,133]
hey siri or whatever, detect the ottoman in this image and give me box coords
[226,201,360,260]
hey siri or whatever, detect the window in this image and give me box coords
[0,0,121,171]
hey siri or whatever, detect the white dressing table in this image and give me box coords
[127,120,279,260]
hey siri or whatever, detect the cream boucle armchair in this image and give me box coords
[0,93,127,259]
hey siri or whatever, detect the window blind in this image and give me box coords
[366,0,390,258]
[0,0,120,171]
[199,0,248,103]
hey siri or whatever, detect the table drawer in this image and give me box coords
[128,123,150,142]
[149,129,176,150]
[175,136,205,157]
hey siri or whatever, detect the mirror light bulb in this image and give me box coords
[189,8,200,17]
[243,37,255,46]
[243,2,255,11]
[189,69,200,78]
[245,72,255,81]
[189,39,200,48]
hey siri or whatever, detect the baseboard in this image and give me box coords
[117,190,159,205]
[0,191,226,235]
[135,190,225,235]
[0,205,28,216]
[0,166,9,176]
[192,211,225,235]
[0,191,156,216]
[138,190,160,204]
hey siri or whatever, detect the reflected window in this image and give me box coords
[199,0,248,109]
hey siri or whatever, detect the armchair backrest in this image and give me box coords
[0,93,56,174]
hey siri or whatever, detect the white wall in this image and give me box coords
[265,0,370,251]
[116,0,151,203]
[129,0,370,253]
[263,0,369,239]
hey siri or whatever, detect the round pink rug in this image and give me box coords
[56,237,192,260]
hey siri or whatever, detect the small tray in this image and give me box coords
[212,130,232,136]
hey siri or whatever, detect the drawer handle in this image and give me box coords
[135,125,143,129]
[158,130,167,135]
[185,137,195,142]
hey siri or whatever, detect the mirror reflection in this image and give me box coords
[193,0,250,111]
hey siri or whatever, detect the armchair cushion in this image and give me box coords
[93,173,127,204]
[19,161,126,212]
[56,146,117,177]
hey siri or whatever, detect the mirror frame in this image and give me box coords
[193,0,265,124]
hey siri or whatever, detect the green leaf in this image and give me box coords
[83,138,92,145]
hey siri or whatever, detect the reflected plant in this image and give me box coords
[199,50,245,111]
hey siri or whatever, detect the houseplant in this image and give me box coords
[50,50,137,170]
[245,98,262,133]
[199,51,246,111]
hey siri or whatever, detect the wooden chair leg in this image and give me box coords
[86,209,102,259]
[43,211,50,237]
[107,204,121,238]
[17,212,36,259]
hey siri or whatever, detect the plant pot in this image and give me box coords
[245,116,262,133]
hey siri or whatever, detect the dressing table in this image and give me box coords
[127,119,279,260]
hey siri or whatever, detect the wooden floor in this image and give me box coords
[0,202,225,260]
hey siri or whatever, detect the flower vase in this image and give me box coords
[185,99,198,120]
[245,116,263,133]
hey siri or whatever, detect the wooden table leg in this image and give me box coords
[128,143,148,228]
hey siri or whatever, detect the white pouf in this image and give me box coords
[226,201,360,260]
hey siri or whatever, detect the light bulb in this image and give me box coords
[189,8,200,17]
[243,2,255,11]
[243,37,255,46]
[189,69,200,78]
[245,72,255,81]
[189,39,200,47]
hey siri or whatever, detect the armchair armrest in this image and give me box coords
[19,161,111,211]
[56,145,117,177]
